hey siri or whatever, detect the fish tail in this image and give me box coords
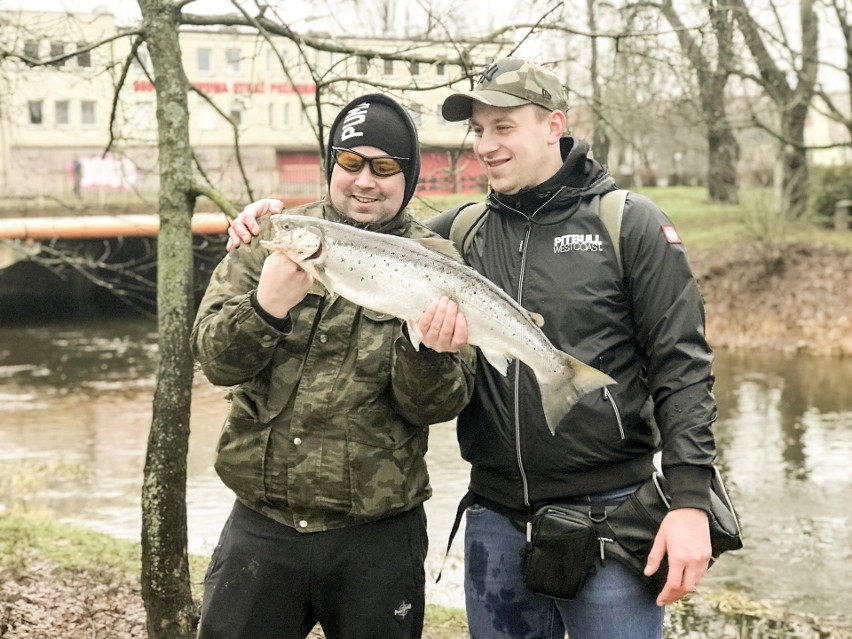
[538,356,616,436]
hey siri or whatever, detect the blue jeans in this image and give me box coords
[463,487,664,639]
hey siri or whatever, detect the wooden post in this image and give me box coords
[835,199,851,231]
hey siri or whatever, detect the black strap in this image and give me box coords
[436,490,477,583]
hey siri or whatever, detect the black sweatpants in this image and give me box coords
[196,500,428,639]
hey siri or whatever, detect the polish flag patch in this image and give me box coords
[662,225,682,244]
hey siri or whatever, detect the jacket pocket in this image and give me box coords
[346,408,427,516]
[353,309,399,381]
[214,413,271,505]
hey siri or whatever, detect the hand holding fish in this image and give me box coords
[255,251,313,318]
[228,198,283,250]
[416,297,469,353]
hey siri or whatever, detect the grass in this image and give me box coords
[0,509,141,579]
[633,186,852,253]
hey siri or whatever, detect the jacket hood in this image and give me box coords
[325,93,421,215]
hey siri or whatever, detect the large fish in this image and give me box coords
[261,214,615,435]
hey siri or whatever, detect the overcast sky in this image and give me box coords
[1,0,533,39]
[1,1,311,24]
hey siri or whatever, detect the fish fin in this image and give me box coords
[528,312,545,328]
[537,355,616,436]
[480,348,512,376]
[407,320,423,351]
[417,237,465,262]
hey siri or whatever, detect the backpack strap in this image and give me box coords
[598,189,628,278]
[449,201,489,257]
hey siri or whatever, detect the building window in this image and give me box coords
[50,41,65,67]
[436,62,446,77]
[226,48,241,74]
[266,48,278,73]
[230,104,242,126]
[283,103,290,125]
[409,60,420,77]
[24,39,39,63]
[198,47,211,74]
[76,43,91,68]
[81,100,96,126]
[133,45,151,72]
[383,58,394,76]
[199,103,216,131]
[137,102,156,130]
[356,55,369,75]
[409,102,423,127]
[28,101,43,125]
[55,100,70,126]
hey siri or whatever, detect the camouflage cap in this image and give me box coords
[442,57,568,122]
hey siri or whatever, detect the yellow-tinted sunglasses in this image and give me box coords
[332,147,408,178]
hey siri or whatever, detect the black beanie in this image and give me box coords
[326,94,421,213]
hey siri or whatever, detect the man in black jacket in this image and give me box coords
[426,57,717,639]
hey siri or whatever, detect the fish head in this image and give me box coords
[261,214,325,266]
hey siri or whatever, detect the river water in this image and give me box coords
[1,317,850,630]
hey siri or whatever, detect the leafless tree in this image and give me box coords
[729,0,820,219]
[135,0,198,634]
[655,0,741,203]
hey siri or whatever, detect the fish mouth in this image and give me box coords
[306,243,323,261]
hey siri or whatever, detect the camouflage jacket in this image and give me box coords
[191,201,476,532]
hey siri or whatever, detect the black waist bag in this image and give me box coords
[522,505,598,600]
[523,467,743,597]
[600,468,744,594]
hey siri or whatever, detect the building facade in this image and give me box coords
[0,9,495,206]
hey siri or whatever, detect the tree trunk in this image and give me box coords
[659,0,739,203]
[780,111,809,220]
[729,0,818,219]
[586,0,611,169]
[707,124,740,204]
[137,0,197,637]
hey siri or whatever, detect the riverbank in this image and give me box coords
[694,243,852,357]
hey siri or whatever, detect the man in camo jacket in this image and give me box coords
[191,93,475,639]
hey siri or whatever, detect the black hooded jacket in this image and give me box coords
[428,137,717,518]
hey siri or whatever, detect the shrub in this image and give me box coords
[808,165,852,221]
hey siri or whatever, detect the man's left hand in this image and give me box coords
[644,507,711,606]
[417,297,468,352]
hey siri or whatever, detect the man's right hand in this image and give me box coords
[255,251,313,318]
[227,198,284,250]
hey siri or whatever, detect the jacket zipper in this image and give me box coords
[515,223,533,506]
[602,387,625,440]
[508,188,565,507]
[597,355,624,440]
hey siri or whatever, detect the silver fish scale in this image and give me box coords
[318,227,555,374]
